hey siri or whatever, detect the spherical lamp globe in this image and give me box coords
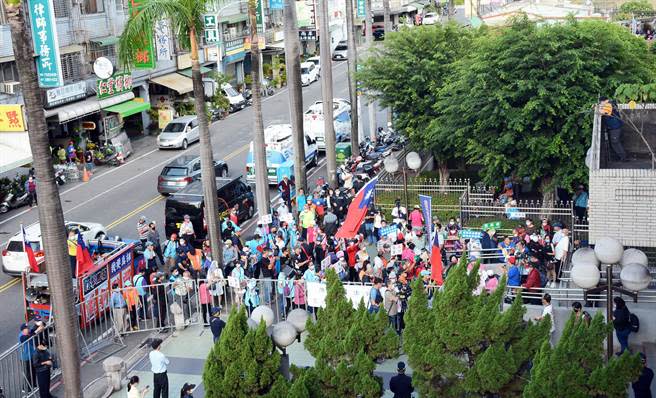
[621,248,648,268]
[570,262,601,289]
[571,247,599,267]
[384,157,399,174]
[593,237,623,264]
[287,308,310,333]
[272,321,297,349]
[405,152,421,171]
[620,263,652,291]
[250,305,275,328]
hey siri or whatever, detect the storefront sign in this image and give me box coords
[158,108,174,129]
[96,72,133,100]
[357,0,365,18]
[269,0,283,10]
[128,0,156,69]
[256,0,265,33]
[299,30,317,41]
[203,14,217,28]
[296,0,315,28]
[223,38,246,64]
[28,0,63,87]
[154,20,172,62]
[0,105,26,132]
[177,53,192,70]
[45,81,87,108]
[205,46,221,62]
[204,29,219,43]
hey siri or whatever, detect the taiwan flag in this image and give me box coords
[335,177,378,239]
[21,225,39,273]
[430,232,444,285]
[76,233,94,276]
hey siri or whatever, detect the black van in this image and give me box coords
[164,176,255,240]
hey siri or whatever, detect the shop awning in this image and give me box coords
[90,36,119,46]
[0,132,32,173]
[225,15,248,24]
[44,92,135,123]
[178,66,212,78]
[103,100,151,118]
[150,73,194,94]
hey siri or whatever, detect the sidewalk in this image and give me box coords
[110,321,413,398]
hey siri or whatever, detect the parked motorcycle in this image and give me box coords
[0,188,30,213]
[55,168,66,185]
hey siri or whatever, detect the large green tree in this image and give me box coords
[358,24,473,184]
[614,0,654,20]
[524,312,642,398]
[404,258,550,397]
[434,17,655,201]
[203,308,288,397]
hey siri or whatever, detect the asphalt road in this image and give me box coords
[0,60,387,351]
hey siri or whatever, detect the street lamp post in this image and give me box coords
[384,152,422,211]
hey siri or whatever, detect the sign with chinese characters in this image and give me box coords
[460,229,483,240]
[128,0,156,69]
[45,81,87,108]
[256,0,265,33]
[0,105,26,131]
[269,0,283,10]
[299,30,317,41]
[108,249,134,278]
[357,0,365,18]
[154,20,172,62]
[28,0,63,87]
[96,72,133,100]
[203,14,217,28]
[204,29,219,43]
[481,221,501,231]
[205,46,221,62]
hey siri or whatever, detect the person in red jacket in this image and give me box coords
[522,261,542,304]
[346,237,361,282]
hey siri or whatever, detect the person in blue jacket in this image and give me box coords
[507,257,521,287]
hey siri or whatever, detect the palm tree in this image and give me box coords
[4,1,82,396]
[283,0,307,192]
[118,0,223,263]
[248,0,271,216]
[345,0,360,156]
[318,0,337,188]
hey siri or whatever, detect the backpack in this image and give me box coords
[629,313,640,333]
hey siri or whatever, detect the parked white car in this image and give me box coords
[157,115,199,149]
[422,12,438,25]
[2,221,107,276]
[306,56,321,76]
[301,62,319,86]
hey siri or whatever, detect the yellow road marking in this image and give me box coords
[0,277,21,292]
[106,195,164,230]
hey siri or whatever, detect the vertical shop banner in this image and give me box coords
[154,20,172,61]
[419,194,432,253]
[256,0,266,48]
[128,0,156,69]
[269,0,283,10]
[0,105,26,131]
[28,0,63,87]
[356,0,365,18]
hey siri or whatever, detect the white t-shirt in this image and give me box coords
[542,304,555,333]
[554,236,570,260]
[391,206,407,223]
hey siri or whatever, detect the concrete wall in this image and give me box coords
[588,168,656,248]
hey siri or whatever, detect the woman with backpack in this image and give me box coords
[613,296,632,354]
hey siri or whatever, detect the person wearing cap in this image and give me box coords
[389,361,413,398]
[163,234,179,270]
[32,340,54,398]
[210,307,226,342]
[137,216,150,246]
[180,382,196,398]
[149,338,169,398]
[133,269,150,320]
[178,215,195,245]
[506,257,521,288]
[409,204,424,233]
[632,352,654,398]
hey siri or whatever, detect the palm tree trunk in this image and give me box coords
[364,0,376,139]
[189,28,222,264]
[383,0,392,126]
[5,2,82,396]
[283,0,306,191]
[319,0,337,188]
[249,0,271,216]
[345,0,359,156]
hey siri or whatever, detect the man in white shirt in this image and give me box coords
[178,214,195,244]
[535,293,556,346]
[149,338,170,398]
[554,228,570,263]
[391,199,407,225]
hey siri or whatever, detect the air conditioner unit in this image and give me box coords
[0,81,21,95]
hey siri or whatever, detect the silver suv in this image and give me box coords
[157,155,228,194]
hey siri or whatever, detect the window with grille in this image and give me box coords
[61,52,82,82]
[0,62,19,83]
[53,0,70,18]
[89,43,116,64]
[81,0,105,14]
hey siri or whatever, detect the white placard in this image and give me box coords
[279,213,294,223]
[306,281,327,308]
[320,256,331,270]
[227,276,239,288]
[259,214,273,225]
[344,284,372,309]
[391,244,403,256]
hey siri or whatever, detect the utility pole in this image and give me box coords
[345,0,360,156]
[283,0,307,191]
[319,0,337,188]
[383,0,392,127]
[364,0,376,139]
[249,0,271,217]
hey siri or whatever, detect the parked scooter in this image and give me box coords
[55,168,66,185]
[0,188,30,213]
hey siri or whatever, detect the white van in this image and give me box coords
[246,124,319,185]
[303,98,351,150]
[1,221,107,276]
[221,83,246,112]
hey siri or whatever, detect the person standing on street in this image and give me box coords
[25,176,37,208]
[210,307,226,342]
[32,341,54,398]
[67,229,78,277]
[150,338,169,398]
[178,215,195,245]
[278,175,295,210]
[613,296,632,355]
[389,361,414,398]
[137,216,150,246]
[535,293,556,346]
[633,353,654,398]
[572,185,589,221]
[127,375,150,398]
[110,283,128,335]
[147,222,165,265]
